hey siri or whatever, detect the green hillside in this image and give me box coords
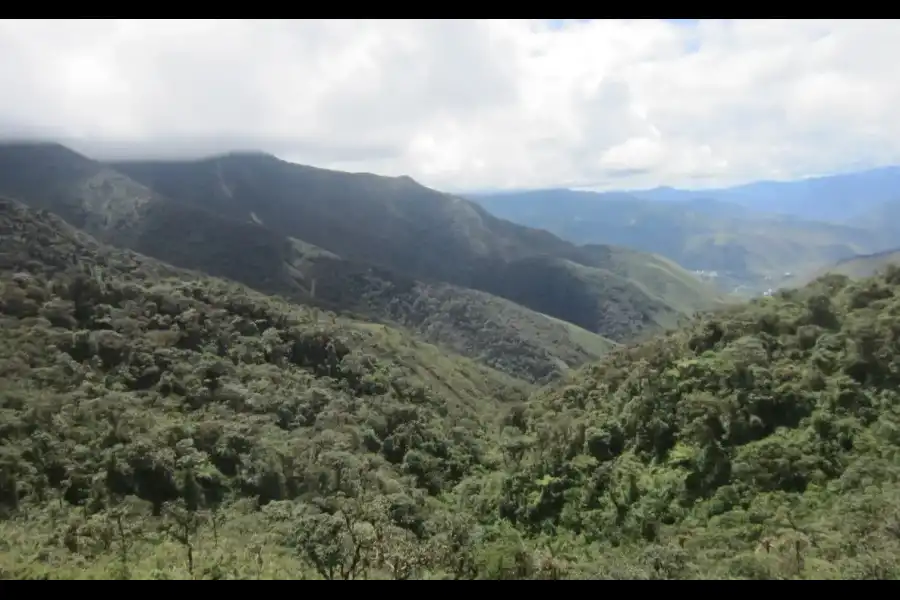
[111,153,723,337]
[3,197,900,579]
[0,197,530,579]
[0,143,621,382]
[497,267,900,579]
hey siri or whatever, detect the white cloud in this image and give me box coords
[1,18,899,191]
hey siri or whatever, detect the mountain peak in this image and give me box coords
[201,150,279,165]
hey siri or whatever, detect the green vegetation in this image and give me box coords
[110,152,722,338]
[498,268,900,578]
[0,143,725,382]
[0,198,527,579]
[3,196,900,579]
[0,143,632,382]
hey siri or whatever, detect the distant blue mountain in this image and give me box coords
[467,177,900,296]
[629,166,900,222]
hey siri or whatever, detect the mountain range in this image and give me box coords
[630,165,900,222]
[470,170,900,297]
[0,142,723,382]
[3,140,900,579]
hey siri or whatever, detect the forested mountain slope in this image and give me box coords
[111,153,724,336]
[496,267,900,578]
[2,197,900,579]
[0,143,621,382]
[0,197,527,579]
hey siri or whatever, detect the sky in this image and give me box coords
[1,19,899,192]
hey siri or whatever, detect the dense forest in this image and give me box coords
[2,196,900,579]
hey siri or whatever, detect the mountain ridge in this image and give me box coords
[3,192,900,579]
[107,150,723,334]
[470,187,885,296]
[0,142,722,381]
[624,165,900,222]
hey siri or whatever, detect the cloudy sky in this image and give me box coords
[1,19,898,192]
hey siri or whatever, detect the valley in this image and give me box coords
[4,16,900,582]
[3,186,900,579]
[0,145,898,580]
[471,180,900,297]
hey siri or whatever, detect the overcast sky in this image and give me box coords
[1,19,898,192]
